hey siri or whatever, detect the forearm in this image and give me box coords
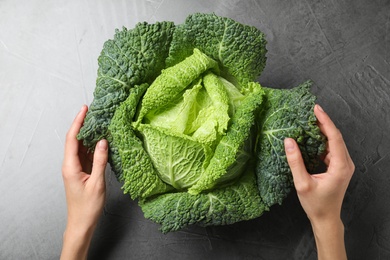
[310,217,347,260]
[60,225,95,260]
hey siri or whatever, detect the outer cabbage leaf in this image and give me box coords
[166,13,267,87]
[108,84,173,200]
[255,81,326,207]
[140,169,268,233]
[106,84,149,179]
[78,21,175,147]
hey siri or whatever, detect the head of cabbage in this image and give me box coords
[77,13,325,233]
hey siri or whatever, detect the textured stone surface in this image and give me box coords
[0,0,389,259]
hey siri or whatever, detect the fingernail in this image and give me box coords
[316,104,324,112]
[97,139,108,151]
[284,138,295,152]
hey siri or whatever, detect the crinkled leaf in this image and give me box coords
[78,21,175,147]
[109,84,173,199]
[188,82,265,194]
[138,124,212,190]
[140,169,268,233]
[137,48,219,123]
[167,13,267,87]
[255,81,326,207]
[147,80,203,135]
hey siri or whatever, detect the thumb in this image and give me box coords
[91,139,108,182]
[284,138,311,191]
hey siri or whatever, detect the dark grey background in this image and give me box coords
[1,0,389,259]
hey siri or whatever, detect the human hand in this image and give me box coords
[61,105,108,260]
[284,104,354,223]
[284,104,354,260]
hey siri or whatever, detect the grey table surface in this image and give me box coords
[1,0,389,259]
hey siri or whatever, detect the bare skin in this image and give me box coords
[284,104,355,260]
[60,105,108,260]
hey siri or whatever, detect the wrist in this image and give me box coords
[309,215,344,233]
[309,217,347,260]
[64,212,100,240]
[63,223,95,241]
[60,223,96,260]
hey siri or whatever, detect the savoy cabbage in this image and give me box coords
[77,13,326,233]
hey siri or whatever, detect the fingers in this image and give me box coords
[63,105,88,176]
[315,105,347,157]
[314,105,353,172]
[64,105,88,157]
[90,139,109,185]
[284,138,311,192]
[68,105,88,137]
